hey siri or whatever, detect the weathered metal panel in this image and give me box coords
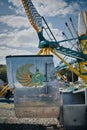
[61,89,87,129]
[6,55,60,118]
[63,105,87,130]
[63,92,85,105]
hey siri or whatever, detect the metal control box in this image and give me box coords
[6,55,60,118]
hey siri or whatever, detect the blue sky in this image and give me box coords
[0,0,87,64]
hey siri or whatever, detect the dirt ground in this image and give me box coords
[0,101,62,130]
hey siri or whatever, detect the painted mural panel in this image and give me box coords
[6,55,60,118]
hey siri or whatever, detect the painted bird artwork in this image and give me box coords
[16,64,44,87]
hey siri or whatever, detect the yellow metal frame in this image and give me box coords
[0,85,9,97]
[37,48,51,55]
[51,49,87,84]
[22,0,87,84]
[22,0,40,33]
[80,39,87,54]
[79,62,87,74]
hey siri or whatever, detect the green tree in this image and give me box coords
[0,65,7,82]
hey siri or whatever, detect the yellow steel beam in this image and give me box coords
[37,48,51,55]
[0,85,9,97]
[51,49,87,83]
[22,0,40,33]
[80,39,87,54]
[37,49,43,55]
[46,48,51,55]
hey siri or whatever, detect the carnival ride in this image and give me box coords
[21,0,87,84]
[4,0,87,129]
[0,0,87,98]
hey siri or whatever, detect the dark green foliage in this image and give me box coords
[5,90,13,99]
[0,65,7,82]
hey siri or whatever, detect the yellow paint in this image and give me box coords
[22,0,40,33]
[0,85,10,97]
[79,62,87,74]
[80,39,87,54]
[37,49,43,55]
[37,48,51,55]
[85,11,87,34]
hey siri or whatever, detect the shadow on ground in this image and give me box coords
[0,124,47,130]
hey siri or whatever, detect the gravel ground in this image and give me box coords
[0,102,62,130]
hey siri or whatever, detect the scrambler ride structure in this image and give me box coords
[21,0,87,84]
[6,0,87,129]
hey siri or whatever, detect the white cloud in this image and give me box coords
[0,20,64,64]
[32,0,80,16]
[0,28,39,64]
[0,15,29,29]
[9,5,14,10]
[0,2,4,6]
[8,0,80,17]
[0,28,38,48]
[0,0,80,64]
[8,0,22,8]
[0,22,63,48]
[8,0,25,15]
[0,47,34,64]
[32,0,66,16]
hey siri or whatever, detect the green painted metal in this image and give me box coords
[38,32,86,60]
[79,35,87,40]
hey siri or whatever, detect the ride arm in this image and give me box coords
[22,0,43,33]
